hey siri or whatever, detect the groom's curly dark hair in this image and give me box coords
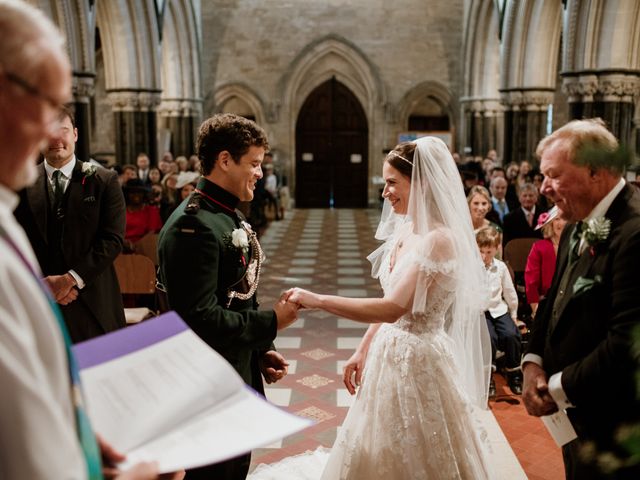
[197,113,270,176]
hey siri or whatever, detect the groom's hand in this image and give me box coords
[274,296,298,330]
[522,363,558,416]
[260,350,289,384]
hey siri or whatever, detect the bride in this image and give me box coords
[251,136,493,479]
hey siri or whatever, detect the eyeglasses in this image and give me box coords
[4,71,66,114]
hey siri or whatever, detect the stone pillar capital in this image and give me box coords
[562,73,640,103]
[157,98,203,117]
[72,75,95,104]
[107,90,162,112]
[500,90,554,111]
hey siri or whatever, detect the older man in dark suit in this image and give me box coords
[14,107,126,343]
[523,119,640,479]
[502,182,546,246]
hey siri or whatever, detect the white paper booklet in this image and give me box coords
[73,311,311,473]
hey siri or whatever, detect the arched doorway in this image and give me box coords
[295,78,368,208]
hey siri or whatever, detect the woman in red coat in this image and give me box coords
[525,211,567,316]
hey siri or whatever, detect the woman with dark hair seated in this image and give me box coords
[123,178,162,251]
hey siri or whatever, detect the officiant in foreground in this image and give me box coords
[522,118,640,479]
[158,113,299,480]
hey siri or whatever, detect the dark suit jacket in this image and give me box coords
[14,160,126,340]
[157,178,276,394]
[502,207,545,246]
[527,184,640,446]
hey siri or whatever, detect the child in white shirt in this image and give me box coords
[476,226,523,395]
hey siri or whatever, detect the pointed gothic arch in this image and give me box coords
[213,83,267,126]
[279,34,386,205]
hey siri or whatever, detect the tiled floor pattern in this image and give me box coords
[250,209,563,479]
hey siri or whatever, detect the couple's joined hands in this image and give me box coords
[273,288,319,330]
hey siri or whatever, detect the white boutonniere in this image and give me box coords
[581,217,611,255]
[81,163,97,185]
[231,228,249,250]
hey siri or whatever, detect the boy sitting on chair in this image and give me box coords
[476,226,523,396]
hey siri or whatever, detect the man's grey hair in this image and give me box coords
[0,0,66,78]
[519,183,538,196]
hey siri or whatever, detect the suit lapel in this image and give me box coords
[63,160,85,229]
[550,185,632,334]
[26,163,49,243]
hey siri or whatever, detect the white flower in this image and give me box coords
[81,163,97,177]
[581,217,611,246]
[231,228,249,249]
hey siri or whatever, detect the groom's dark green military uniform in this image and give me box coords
[158,177,277,478]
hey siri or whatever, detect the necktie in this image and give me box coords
[526,210,533,227]
[0,228,102,479]
[52,170,64,215]
[568,222,583,265]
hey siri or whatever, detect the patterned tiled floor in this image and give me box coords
[250,208,563,479]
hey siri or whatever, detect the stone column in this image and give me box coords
[72,74,95,163]
[107,90,161,166]
[500,89,554,165]
[460,98,504,159]
[562,72,640,149]
[157,99,202,158]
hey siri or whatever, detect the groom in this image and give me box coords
[522,119,640,479]
[158,113,299,479]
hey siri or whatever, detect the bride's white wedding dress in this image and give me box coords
[250,230,493,480]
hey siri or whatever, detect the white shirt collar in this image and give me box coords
[521,205,536,215]
[44,155,76,180]
[584,177,626,222]
[0,183,19,214]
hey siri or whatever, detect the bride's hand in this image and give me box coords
[287,288,320,309]
[343,350,366,395]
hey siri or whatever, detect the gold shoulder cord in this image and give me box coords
[226,223,264,307]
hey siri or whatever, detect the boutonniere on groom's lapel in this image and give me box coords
[80,162,97,185]
[223,225,250,266]
[580,216,611,256]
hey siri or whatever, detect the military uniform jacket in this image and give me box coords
[158,178,277,393]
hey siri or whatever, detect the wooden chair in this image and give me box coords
[114,254,156,294]
[134,232,159,265]
[503,237,538,325]
[503,238,538,274]
[114,254,157,324]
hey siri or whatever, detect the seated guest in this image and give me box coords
[175,171,199,202]
[477,226,523,396]
[148,166,162,186]
[123,178,162,248]
[502,183,546,246]
[467,185,501,233]
[489,177,511,225]
[525,212,567,317]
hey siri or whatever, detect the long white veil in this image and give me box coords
[370,136,492,408]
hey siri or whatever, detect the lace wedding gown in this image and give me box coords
[250,237,492,480]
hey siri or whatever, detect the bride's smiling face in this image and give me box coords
[382,161,411,214]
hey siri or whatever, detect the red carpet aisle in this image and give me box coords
[251,209,563,479]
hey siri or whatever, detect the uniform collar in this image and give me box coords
[196,177,240,212]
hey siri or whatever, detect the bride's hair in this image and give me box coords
[386,142,416,178]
